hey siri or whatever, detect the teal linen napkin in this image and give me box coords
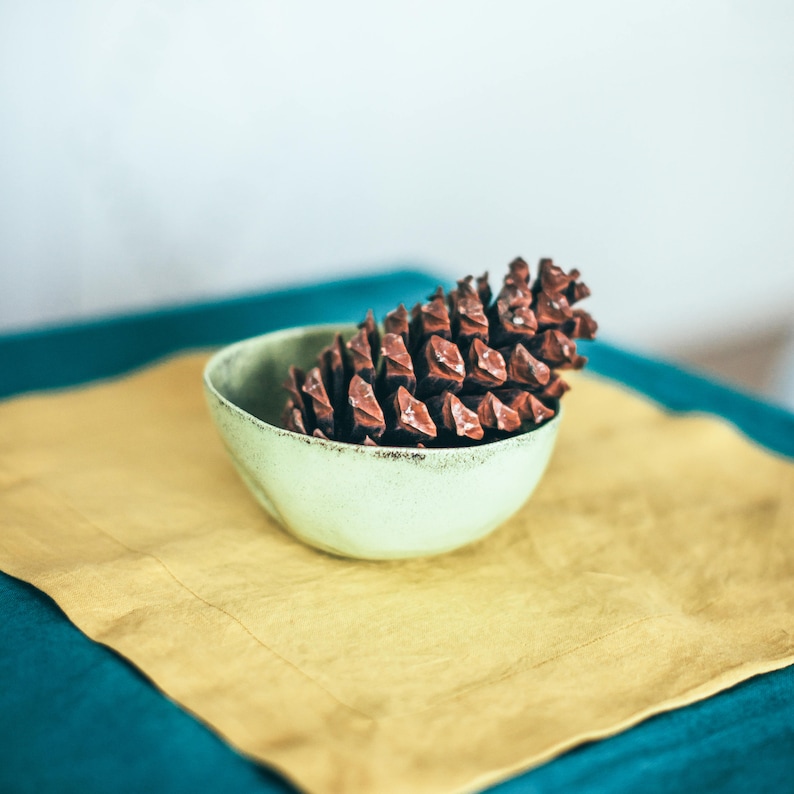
[1,270,793,793]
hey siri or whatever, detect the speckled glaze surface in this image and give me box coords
[203,324,561,560]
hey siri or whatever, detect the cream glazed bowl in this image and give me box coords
[203,324,562,560]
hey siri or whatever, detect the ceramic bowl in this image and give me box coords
[203,324,561,560]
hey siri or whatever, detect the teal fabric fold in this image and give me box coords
[1,270,792,793]
[0,270,440,399]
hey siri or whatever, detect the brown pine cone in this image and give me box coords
[282,257,597,447]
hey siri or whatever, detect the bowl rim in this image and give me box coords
[203,323,562,458]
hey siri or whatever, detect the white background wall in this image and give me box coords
[2,2,793,360]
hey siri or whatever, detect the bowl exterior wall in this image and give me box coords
[204,326,561,560]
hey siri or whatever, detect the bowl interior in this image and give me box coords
[207,324,355,427]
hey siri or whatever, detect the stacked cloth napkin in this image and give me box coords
[1,272,793,794]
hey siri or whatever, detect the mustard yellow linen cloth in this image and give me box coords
[1,353,793,794]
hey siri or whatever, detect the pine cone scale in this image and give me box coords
[391,387,437,443]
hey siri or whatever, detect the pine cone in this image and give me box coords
[282,258,597,447]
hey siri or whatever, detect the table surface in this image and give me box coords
[2,271,793,794]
